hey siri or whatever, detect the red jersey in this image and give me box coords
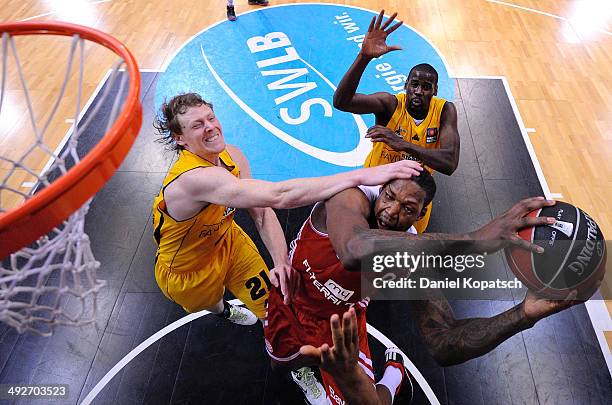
[289,203,367,320]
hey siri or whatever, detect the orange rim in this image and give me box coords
[0,21,142,258]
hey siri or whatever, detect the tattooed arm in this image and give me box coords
[412,289,582,366]
[412,297,532,366]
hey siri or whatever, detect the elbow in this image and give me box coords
[427,344,462,366]
[332,94,349,111]
[439,159,458,176]
[338,252,360,272]
[430,349,461,367]
[339,236,365,271]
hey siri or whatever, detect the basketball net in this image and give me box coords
[0,23,141,336]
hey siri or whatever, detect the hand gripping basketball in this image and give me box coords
[469,197,557,254]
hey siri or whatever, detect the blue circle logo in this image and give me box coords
[156,4,453,180]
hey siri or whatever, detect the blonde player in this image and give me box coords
[152,92,423,326]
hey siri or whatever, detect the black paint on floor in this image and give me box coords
[0,73,610,405]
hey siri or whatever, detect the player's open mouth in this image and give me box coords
[378,217,391,228]
[205,134,220,143]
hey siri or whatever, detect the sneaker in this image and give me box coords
[226,303,257,325]
[248,0,269,6]
[384,347,413,401]
[226,5,237,21]
[291,367,327,405]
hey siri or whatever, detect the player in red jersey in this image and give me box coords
[265,167,587,404]
[265,171,435,404]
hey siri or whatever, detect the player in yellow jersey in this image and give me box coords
[333,10,460,234]
[152,93,422,330]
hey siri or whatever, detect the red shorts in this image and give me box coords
[264,287,374,403]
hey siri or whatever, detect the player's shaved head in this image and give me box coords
[407,63,438,84]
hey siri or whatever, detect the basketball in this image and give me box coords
[505,201,607,299]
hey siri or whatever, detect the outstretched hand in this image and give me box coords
[360,10,403,59]
[469,197,556,254]
[522,279,602,325]
[521,289,581,325]
[299,308,361,377]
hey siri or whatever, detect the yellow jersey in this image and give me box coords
[364,93,446,172]
[152,149,239,272]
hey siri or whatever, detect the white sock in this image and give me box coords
[227,0,234,6]
[375,365,402,403]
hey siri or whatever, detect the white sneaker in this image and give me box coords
[225,304,258,325]
[291,367,328,405]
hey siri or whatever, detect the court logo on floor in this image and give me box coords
[156,4,453,180]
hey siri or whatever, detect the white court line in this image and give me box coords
[526,128,536,133]
[454,75,554,198]
[80,299,440,405]
[18,0,112,22]
[455,74,610,376]
[79,299,242,405]
[485,0,612,36]
[368,323,441,405]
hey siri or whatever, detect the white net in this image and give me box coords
[0,28,129,336]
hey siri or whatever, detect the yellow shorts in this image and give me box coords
[155,223,270,318]
[414,200,432,234]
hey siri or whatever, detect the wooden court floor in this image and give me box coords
[1,0,611,402]
[2,0,610,284]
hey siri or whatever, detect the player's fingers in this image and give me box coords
[349,308,358,347]
[330,314,344,349]
[269,269,279,288]
[398,167,422,178]
[388,45,403,52]
[387,20,403,34]
[366,124,385,133]
[519,216,555,230]
[368,16,375,32]
[279,269,289,299]
[342,310,353,349]
[375,10,384,28]
[512,197,555,216]
[509,234,544,254]
[299,345,323,364]
[320,343,332,365]
[380,12,397,30]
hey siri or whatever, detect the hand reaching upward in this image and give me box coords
[360,10,403,59]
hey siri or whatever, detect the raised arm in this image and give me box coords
[412,288,583,366]
[332,197,557,272]
[365,101,460,175]
[333,10,402,123]
[175,158,420,210]
[300,308,383,405]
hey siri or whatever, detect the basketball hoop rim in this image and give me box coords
[0,21,142,258]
